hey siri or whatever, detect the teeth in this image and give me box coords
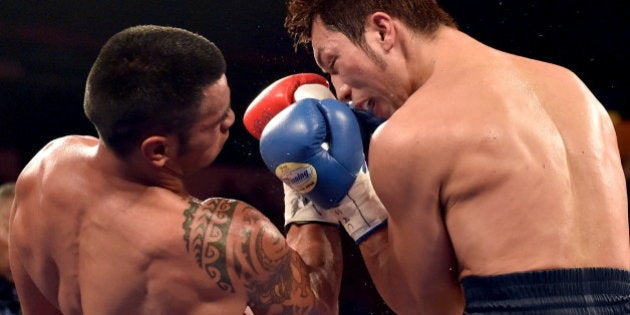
[366,100,374,110]
[356,101,369,111]
[348,99,374,111]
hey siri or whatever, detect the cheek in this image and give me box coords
[342,58,380,86]
[186,135,222,165]
[204,129,228,154]
[185,131,215,154]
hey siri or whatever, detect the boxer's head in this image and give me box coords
[84,25,227,158]
[285,0,456,51]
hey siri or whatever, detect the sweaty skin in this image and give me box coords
[10,77,341,315]
[311,15,629,314]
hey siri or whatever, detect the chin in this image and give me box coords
[202,157,217,169]
[188,154,217,173]
[373,107,389,119]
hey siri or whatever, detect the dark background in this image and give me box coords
[0,1,628,166]
[0,1,627,314]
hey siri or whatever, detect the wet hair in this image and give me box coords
[285,0,457,50]
[84,25,226,157]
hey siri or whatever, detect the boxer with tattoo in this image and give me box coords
[9,25,341,315]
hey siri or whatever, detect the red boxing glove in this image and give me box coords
[243,73,334,139]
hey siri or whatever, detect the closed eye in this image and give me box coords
[328,57,338,75]
[204,106,231,130]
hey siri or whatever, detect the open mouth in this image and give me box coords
[348,99,375,112]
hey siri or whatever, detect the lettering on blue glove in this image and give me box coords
[275,162,318,194]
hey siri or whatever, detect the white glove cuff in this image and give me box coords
[283,184,338,227]
[330,170,388,243]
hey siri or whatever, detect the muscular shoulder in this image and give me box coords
[368,85,512,207]
[370,96,466,175]
[16,136,98,204]
[20,135,98,179]
[183,197,290,283]
[37,135,98,156]
[191,198,283,243]
[369,113,451,212]
[189,198,318,313]
[182,197,279,252]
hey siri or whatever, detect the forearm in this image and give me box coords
[357,226,405,313]
[358,225,391,286]
[359,226,464,314]
[286,223,342,314]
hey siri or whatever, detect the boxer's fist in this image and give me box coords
[260,98,364,209]
[260,99,387,243]
[243,73,335,139]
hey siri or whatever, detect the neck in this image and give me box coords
[95,142,189,197]
[413,26,488,86]
[400,28,442,94]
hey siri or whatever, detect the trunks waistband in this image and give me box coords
[461,268,630,314]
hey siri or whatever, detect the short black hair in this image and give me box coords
[286,0,456,50]
[84,25,226,157]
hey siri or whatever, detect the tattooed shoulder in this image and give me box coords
[181,198,315,313]
[182,197,238,292]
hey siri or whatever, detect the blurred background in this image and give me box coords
[0,1,628,314]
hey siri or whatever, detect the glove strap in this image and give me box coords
[329,169,388,243]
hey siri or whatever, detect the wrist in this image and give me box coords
[283,184,339,228]
[329,170,388,243]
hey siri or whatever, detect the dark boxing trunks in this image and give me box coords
[461,268,630,314]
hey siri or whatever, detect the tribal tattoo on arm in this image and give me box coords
[182,198,235,292]
[182,198,316,314]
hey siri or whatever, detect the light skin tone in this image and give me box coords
[311,12,629,315]
[9,74,342,315]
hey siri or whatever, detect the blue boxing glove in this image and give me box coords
[351,108,386,156]
[261,98,363,208]
[260,98,387,243]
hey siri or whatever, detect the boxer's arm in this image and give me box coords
[8,188,62,315]
[246,222,341,315]
[239,204,341,315]
[192,198,341,314]
[9,242,62,315]
[356,124,464,314]
[285,223,342,314]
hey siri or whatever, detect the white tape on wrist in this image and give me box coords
[330,169,388,243]
[283,183,338,227]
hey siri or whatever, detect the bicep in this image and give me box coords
[367,123,463,312]
[190,198,324,314]
[241,217,318,314]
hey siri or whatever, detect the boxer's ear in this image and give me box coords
[140,135,173,168]
[367,12,395,52]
